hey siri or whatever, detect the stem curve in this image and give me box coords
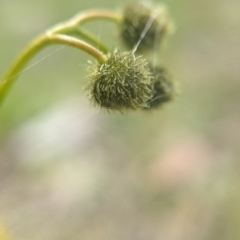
[0,34,106,105]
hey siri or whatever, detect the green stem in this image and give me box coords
[48,9,122,34]
[0,34,106,105]
[68,27,109,54]
[48,34,106,63]
[47,10,122,53]
[70,9,122,25]
[0,9,122,105]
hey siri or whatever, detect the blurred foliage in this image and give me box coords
[0,220,9,240]
[1,0,240,239]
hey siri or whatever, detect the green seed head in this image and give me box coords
[119,1,172,52]
[87,50,153,111]
[145,65,175,110]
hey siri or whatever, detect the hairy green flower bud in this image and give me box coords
[119,1,171,52]
[145,65,175,109]
[87,50,153,111]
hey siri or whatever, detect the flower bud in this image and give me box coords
[145,65,175,109]
[87,50,153,111]
[119,1,172,52]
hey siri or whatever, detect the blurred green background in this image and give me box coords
[1,0,240,239]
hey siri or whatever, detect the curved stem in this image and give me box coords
[48,34,106,63]
[69,27,109,54]
[70,9,122,25]
[0,34,106,105]
[47,10,122,53]
[0,35,48,104]
[0,9,122,105]
[48,10,122,34]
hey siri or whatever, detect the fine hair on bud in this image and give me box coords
[87,50,153,111]
[145,64,175,110]
[119,1,171,52]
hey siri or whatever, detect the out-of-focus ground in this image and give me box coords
[0,0,240,239]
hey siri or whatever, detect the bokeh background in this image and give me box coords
[1,0,240,239]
